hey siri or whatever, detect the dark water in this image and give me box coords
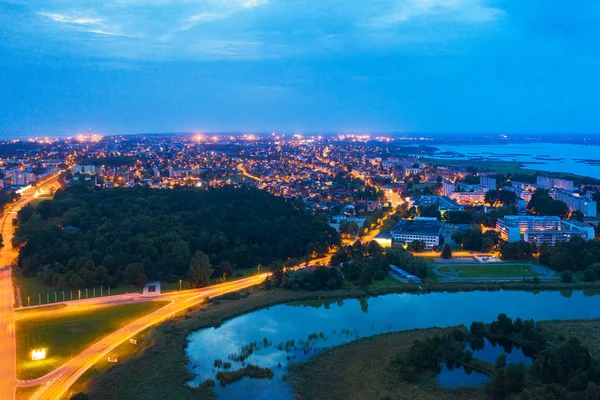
[186,290,600,399]
[437,362,492,388]
[468,337,534,366]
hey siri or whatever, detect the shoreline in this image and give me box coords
[77,280,600,400]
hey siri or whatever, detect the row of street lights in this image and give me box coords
[25,286,113,307]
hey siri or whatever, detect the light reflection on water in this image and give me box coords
[186,290,600,399]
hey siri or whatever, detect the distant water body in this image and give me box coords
[429,142,600,179]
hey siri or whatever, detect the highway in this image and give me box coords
[0,174,61,400]
[20,273,269,400]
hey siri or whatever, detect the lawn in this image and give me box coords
[452,264,544,278]
[16,300,170,380]
[12,266,142,307]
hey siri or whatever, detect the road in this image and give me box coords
[20,273,269,400]
[0,174,61,400]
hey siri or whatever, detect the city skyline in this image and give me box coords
[2,1,600,136]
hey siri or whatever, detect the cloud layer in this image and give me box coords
[22,0,503,60]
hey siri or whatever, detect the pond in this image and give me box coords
[186,290,600,399]
[468,337,534,366]
[437,361,492,388]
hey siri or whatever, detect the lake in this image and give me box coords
[186,290,600,399]
[428,143,600,178]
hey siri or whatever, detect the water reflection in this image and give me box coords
[186,290,600,399]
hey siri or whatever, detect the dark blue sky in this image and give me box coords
[1,0,599,137]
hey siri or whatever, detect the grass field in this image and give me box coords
[12,266,142,307]
[288,326,484,400]
[16,300,170,380]
[451,264,544,278]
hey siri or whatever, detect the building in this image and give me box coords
[70,165,98,175]
[552,189,597,218]
[442,180,455,196]
[480,176,497,189]
[373,232,392,248]
[409,195,464,212]
[496,215,594,245]
[537,176,575,191]
[503,185,533,202]
[449,191,486,204]
[12,172,36,185]
[389,219,444,250]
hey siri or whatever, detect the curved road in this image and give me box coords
[21,273,269,400]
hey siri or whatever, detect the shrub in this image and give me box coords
[561,270,573,283]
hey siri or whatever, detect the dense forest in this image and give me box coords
[13,185,339,289]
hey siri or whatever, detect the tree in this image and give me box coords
[367,240,383,258]
[495,354,507,369]
[188,251,213,288]
[418,204,441,219]
[124,263,146,287]
[440,244,452,259]
[561,270,573,283]
[570,210,585,222]
[407,240,426,253]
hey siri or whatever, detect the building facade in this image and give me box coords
[552,189,597,218]
[389,219,444,250]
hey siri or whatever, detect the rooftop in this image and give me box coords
[390,219,444,236]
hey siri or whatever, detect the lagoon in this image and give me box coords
[186,290,600,399]
[429,142,600,178]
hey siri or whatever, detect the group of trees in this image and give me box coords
[484,190,518,206]
[331,240,391,286]
[527,189,570,218]
[392,332,473,382]
[451,225,499,252]
[338,220,359,239]
[539,237,600,273]
[14,185,339,289]
[500,240,537,260]
[380,203,417,232]
[276,266,344,291]
[385,246,429,279]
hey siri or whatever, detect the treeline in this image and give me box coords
[539,237,600,274]
[330,241,429,286]
[14,185,339,289]
[394,314,600,399]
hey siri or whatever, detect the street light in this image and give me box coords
[179,279,182,291]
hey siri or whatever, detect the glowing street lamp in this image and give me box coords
[31,349,46,361]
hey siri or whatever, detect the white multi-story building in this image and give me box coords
[537,176,575,191]
[390,219,444,250]
[552,189,597,218]
[13,172,36,185]
[497,216,594,245]
[449,191,486,204]
[442,180,455,196]
[70,165,99,175]
[480,176,497,189]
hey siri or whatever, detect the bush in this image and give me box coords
[440,244,452,259]
[561,270,574,283]
[584,267,598,282]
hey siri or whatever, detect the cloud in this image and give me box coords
[37,10,133,37]
[371,0,503,26]
[37,11,103,26]
[24,0,504,61]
